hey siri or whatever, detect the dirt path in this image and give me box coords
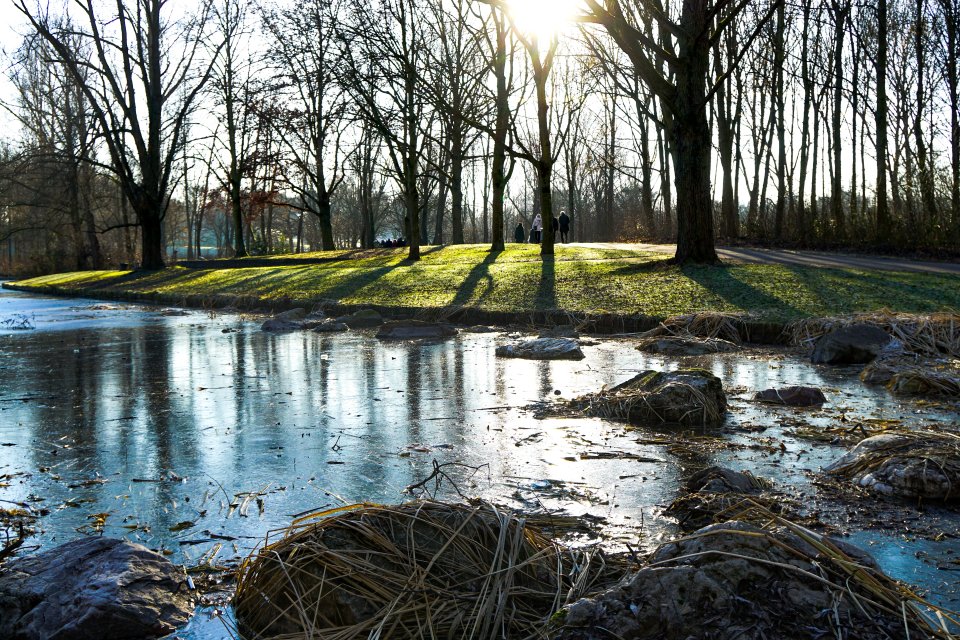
[581,242,960,275]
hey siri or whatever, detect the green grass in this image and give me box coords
[8,244,959,322]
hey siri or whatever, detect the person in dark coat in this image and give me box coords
[552,216,559,241]
[558,210,570,243]
[514,223,525,243]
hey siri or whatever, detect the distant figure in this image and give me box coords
[559,210,570,243]
[531,213,543,243]
[514,222,525,244]
[552,216,559,241]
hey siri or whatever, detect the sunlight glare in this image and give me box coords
[506,0,579,42]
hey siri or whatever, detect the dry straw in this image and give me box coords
[698,500,960,639]
[234,500,625,640]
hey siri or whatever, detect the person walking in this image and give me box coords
[531,213,543,243]
[552,216,559,241]
[558,210,570,243]
[514,222,525,243]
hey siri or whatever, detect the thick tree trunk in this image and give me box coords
[490,12,509,252]
[773,0,787,240]
[830,1,848,240]
[672,40,718,263]
[536,60,555,257]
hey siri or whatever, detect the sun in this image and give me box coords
[506,0,579,42]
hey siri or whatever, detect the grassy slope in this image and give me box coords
[9,244,958,322]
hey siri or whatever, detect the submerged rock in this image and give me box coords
[551,521,916,640]
[685,466,770,494]
[753,386,827,407]
[336,309,384,329]
[666,467,776,531]
[811,324,892,365]
[376,320,457,340]
[637,336,739,356]
[0,537,193,640]
[825,431,960,500]
[495,337,585,361]
[574,369,726,427]
[261,318,303,332]
[312,320,350,333]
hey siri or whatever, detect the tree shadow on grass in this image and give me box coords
[535,256,556,310]
[681,264,804,319]
[778,265,959,315]
[450,250,502,307]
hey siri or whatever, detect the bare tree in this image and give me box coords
[15,0,220,269]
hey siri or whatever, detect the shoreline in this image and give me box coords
[2,279,793,344]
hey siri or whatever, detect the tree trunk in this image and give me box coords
[830,1,848,240]
[671,3,718,264]
[773,0,787,240]
[489,11,509,252]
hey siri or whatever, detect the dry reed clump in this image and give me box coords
[789,311,960,358]
[639,312,749,343]
[825,430,960,500]
[572,369,727,427]
[233,500,626,640]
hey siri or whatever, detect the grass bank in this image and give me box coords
[3,244,957,327]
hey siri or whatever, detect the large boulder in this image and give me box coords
[335,309,384,329]
[811,324,892,365]
[376,320,457,341]
[753,386,827,407]
[573,369,727,427]
[551,521,917,640]
[637,336,739,356]
[495,338,585,361]
[0,537,193,640]
[825,431,960,500]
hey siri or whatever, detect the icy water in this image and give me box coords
[1,284,958,639]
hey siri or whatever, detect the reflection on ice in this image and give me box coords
[0,285,958,628]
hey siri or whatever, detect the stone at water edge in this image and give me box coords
[275,307,308,322]
[811,324,892,365]
[0,537,193,640]
[313,320,350,333]
[495,337,585,361]
[825,432,960,500]
[376,320,458,340]
[587,369,727,427]
[335,309,384,329]
[685,466,768,494]
[261,318,304,332]
[637,336,740,356]
[753,386,827,407]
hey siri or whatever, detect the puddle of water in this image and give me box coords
[1,286,958,639]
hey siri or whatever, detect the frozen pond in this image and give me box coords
[0,284,958,637]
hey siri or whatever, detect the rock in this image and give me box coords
[825,431,960,500]
[158,308,188,317]
[576,369,726,427]
[539,324,579,339]
[335,309,383,329]
[313,321,349,333]
[550,521,915,640]
[495,338,585,361]
[376,320,457,340]
[261,318,303,332]
[637,336,739,356]
[0,537,193,640]
[275,308,307,322]
[811,324,892,365]
[753,386,827,407]
[463,325,499,334]
[685,466,769,494]
[861,355,960,396]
